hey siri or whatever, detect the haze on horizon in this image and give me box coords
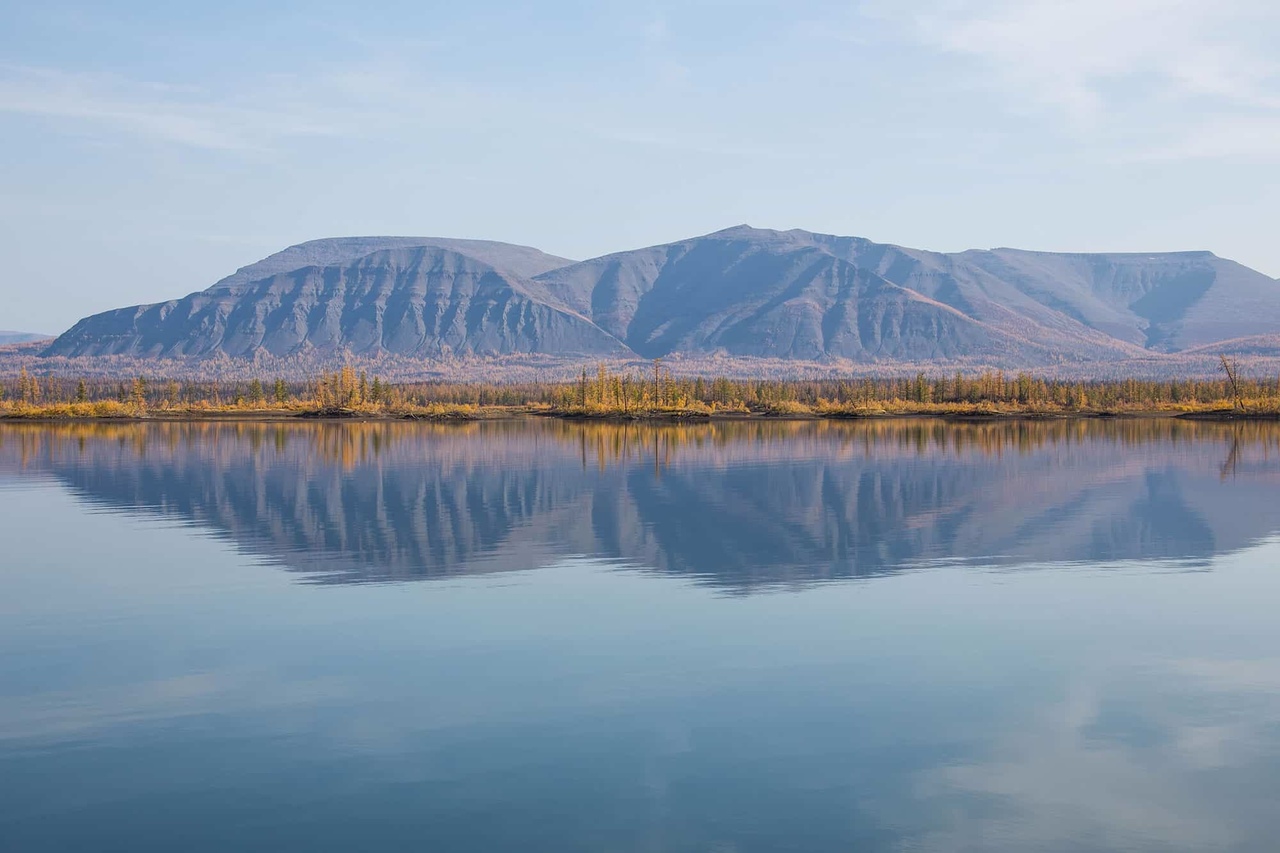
[2,0,1278,335]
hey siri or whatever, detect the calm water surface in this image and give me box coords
[2,418,1279,852]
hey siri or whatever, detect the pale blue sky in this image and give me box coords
[2,0,1277,334]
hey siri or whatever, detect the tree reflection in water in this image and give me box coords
[1,418,1277,587]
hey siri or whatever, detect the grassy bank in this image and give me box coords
[3,399,1279,423]
[0,400,499,422]
[547,399,1280,421]
[3,365,1278,422]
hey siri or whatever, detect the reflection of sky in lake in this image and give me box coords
[1,420,1279,852]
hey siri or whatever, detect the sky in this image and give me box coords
[1,0,1277,334]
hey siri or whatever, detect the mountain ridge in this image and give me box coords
[42,227,1280,368]
[0,331,52,346]
[207,236,575,294]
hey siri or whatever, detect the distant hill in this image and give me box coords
[0,330,51,345]
[43,228,1280,369]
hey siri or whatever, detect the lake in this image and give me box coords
[2,418,1279,852]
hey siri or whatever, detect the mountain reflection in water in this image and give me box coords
[1,418,1277,588]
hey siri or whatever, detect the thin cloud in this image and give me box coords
[0,60,565,152]
[0,65,345,150]
[897,0,1279,118]
[865,0,1280,160]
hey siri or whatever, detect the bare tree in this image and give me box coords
[1220,355,1245,412]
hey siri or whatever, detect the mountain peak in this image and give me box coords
[704,224,821,241]
[209,236,575,293]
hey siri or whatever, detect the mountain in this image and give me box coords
[0,330,51,345]
[534,226,1279,361]
[48,246,624,359]
[43,228,1280,367]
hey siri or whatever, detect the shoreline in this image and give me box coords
[2,407,1277,425]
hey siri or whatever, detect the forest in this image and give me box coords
[2,361,1279,420]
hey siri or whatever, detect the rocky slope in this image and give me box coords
[44,227,1280,366]
[49,246,626,358]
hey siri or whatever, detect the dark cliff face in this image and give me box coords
[43,228,1280,364]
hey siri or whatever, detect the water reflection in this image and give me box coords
[4,419,1280,852]
[1,418,1278,587]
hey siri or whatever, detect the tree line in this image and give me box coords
[2,361,1279,417]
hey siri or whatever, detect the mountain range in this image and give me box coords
[42,227,1280,368]
[0,331,51,346]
